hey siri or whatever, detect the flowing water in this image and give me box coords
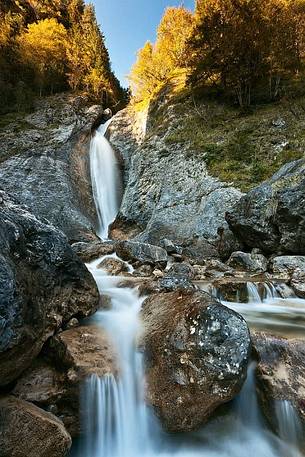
[90,120,120,239]
[73,120,304,457]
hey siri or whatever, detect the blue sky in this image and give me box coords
[91,0,194,87]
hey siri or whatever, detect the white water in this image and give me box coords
[90,120,120,239]
[77,120,304,457]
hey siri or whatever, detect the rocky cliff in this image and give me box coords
[0,94,103,242]
[108,100,242,261]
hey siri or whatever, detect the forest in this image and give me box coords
[0,0,126,114]
[130,0,305,108]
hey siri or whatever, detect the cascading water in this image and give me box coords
[90,120,120,239]
[76,120,304,457]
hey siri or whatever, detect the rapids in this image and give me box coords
[72,120,304,457]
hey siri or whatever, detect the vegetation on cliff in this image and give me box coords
[0,0,127,114]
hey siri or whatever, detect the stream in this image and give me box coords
[72,121,304,457]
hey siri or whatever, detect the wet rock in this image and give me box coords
[291,270,305,299]
[97,257,129,276]
[227,250,268,273]
[141,290,251,432]
[270,256,305,276]
[159,275,196,292]
[167,262,195,279]
[72,240,115,262]
[253,333,305,437]
[0,191,99,386]
[212,279,249,302]
[0,94,103,241]
[227,159,305,255]
[133,264,154,277]
[160,238,183,255]
[17,325,118,436]
[48,326,117,379]
[0,396,72,457]
[115,240,168,267]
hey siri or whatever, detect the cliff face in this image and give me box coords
[108,99,242,260]
[0,94,102,242]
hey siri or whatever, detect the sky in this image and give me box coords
[91,0,195,87]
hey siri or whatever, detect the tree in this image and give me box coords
[18,18,68,95]
[129,6,194,101]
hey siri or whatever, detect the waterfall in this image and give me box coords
[275,400,303,457]
[77,121,305,457]
[90,120,120,239]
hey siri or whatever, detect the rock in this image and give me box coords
[108,108,242,259]
[270,256,305,276]
[115,240,168,266]
[227,159,305,254]
[97,257,129,276]
[141,290,251,431]
[253,333,305,438]
[160,238,183,255]
[291,270,305,298]
[48,325,117,379]
[0,94,103,241]
[72,240,115,262]
[227,250,268,273]
[153,269,164,278]
[212,279,249,302]
[133,264,154,277]
[65,318,79,329]
[159,275,196,292]
[0,396,72,457]
[13,326,117,436]
[167,262,195,279]
[0,191,99,386]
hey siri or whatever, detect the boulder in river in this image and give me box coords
[97,256,129,276]
[72,240,115,262]
[270,256,305,276]
[14,325,117,436]
[227,250,268,273]
[290,269,305,299]
[253,333,305,439]
[0,396,72,457]
[115,240,168,267]
[0,191,99,386]
[141,290,251,432]
[227,159,305,254]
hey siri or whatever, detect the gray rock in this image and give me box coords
[159,275,196,292]
[0,191,99,386]
[227,250,268,273]
[270,256,305,276]
[291,270,305,298]
[109,108,243,259]
[253,333,305,444]
[0,396,72,457]
[227,159,305,254]
[97,257,129,276]
[0,94,103,241]
[115,240,168,266]
[167,262,195,279]
[72,240,115,262]
[141,290,251,431]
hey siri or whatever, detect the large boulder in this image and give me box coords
[141,290,251,432]
[0,396,72,457]
[270,256,305,276]
[227,250,268,273]
[253,333,305,438]
[0,192,99,386]
[227,159,305,254]
[108,108,242,259]
[13,325,117,436]
[115,240,168,266]
[72,240,115,262]
[0,94,103,241]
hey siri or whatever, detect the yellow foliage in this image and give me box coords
[129,6,194,102]
[17,18,68,93]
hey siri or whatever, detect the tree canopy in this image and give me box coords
[0,0,125,114]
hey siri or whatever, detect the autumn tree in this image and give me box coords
[129,6,194,101]
[187,0,305,106]
[18,18,68,95]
